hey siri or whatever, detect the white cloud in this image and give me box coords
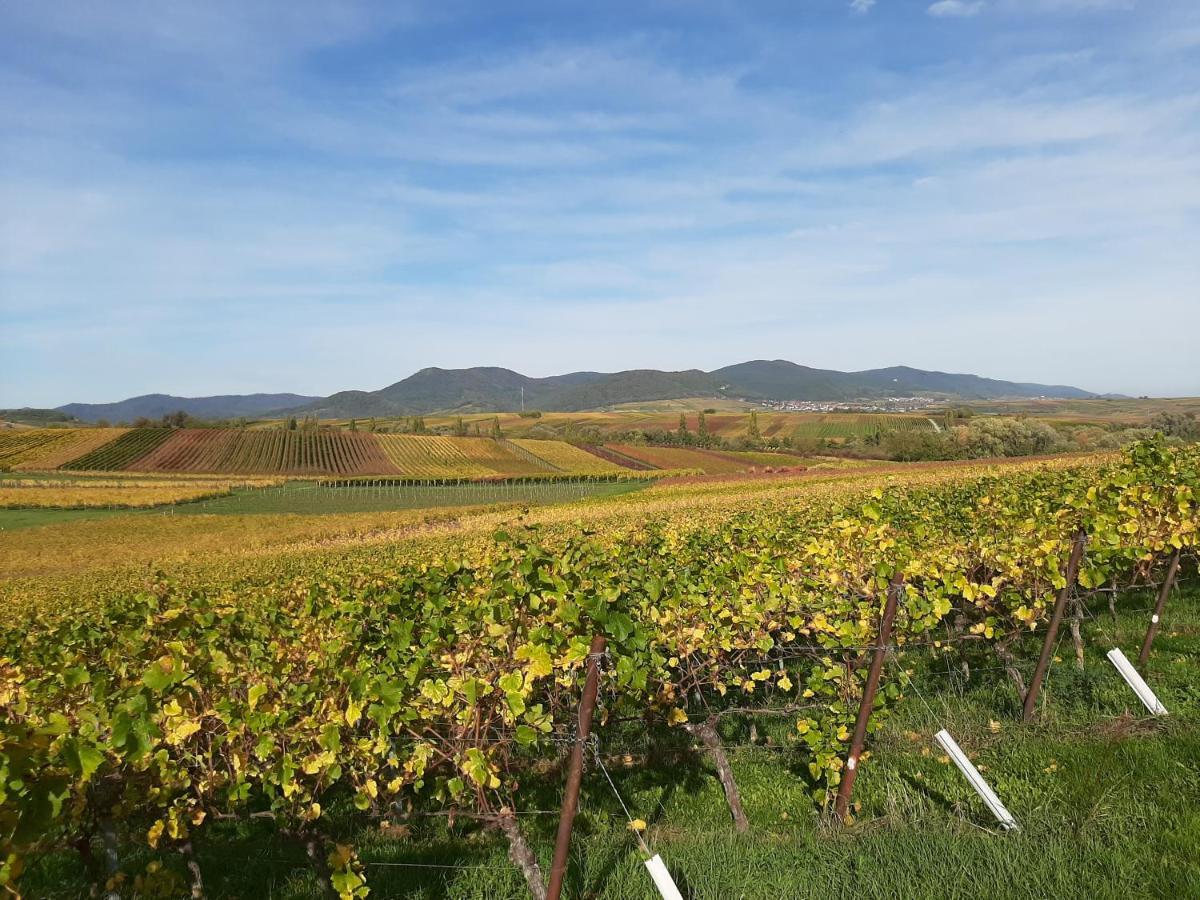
[928,0,986,17]
[850,0,876,14]
[3,3,1200,403]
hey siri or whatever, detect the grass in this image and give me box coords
[20,582,1200,898]
[959,397,1200,425]
[0,507,140,530]
[0,479,649,531]
[176,479,648,515]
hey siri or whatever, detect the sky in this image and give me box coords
[2,0,1198,406]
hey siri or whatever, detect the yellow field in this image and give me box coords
[375,435,504,477]
[509,439,627,473]
[0,452,1107,601]
[21,428,131,469]
[0,427,132,470]
[0,477,280,509]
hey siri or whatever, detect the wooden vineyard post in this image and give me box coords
[835,572,903,823]
[546,635,607,900]
[1138,549,1181,671]
[1022,531,1086,722]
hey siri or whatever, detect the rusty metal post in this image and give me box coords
[1138,549,1181,670]
[1022,531,1086,722]
[835,572,903,823]
[546,635,607,900]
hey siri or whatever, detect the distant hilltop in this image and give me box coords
[49,361,1103,422]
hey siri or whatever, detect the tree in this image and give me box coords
[491,416,503,439]
[95,418,111,428]
[454,417,468,437]
[678,414,688,438]
[287,416,298,431]
[1150,412,1199,441]
[349,419,358,432]
[747,411,761,441]
[697,411,709,441]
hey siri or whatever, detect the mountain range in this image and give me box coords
[49,361,1101,422]
[56,393,320,424]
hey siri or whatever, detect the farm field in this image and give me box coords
[8,428,644,478]
[600,443,805,474]
[0,476,279,509]
[59,427,175,471]
[2,443,1197,900]
[400,410,938,443]
[0,428,128,470]
[127,429,397,476]
[377,435,498,478]
[415,435,553,476]
[959,396,1200,424]
[775,413,934,440]
[0,474,654,535]
[509,439,629,474]
[599,444,742,473]
[174,478,646,516]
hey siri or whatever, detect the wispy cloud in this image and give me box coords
[2,1,1198,403]
[928,0,986,17]
[850,0,877,14]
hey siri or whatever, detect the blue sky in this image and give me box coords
[2,0,1198,406]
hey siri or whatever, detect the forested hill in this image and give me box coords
[53,361,1098,421]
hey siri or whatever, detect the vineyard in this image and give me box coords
[0,477,280,509]
[123,430,397,476]
[60,429,176,471]
[714,449,812,468]
[24,429,633,479]
[601,444,796,474]
[779,413,934,441]
[0,431,80,470]
[4,426,868,480]
[2,439,1197,898]
[415,411,939,443]
[510,440,629,475]
[14,429,131,470]
[374,435,495,478]
[0,429,129,471]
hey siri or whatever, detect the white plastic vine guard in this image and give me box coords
[644,854,684,900]
[1106,648,1168,715]
[934,729,1019,831]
